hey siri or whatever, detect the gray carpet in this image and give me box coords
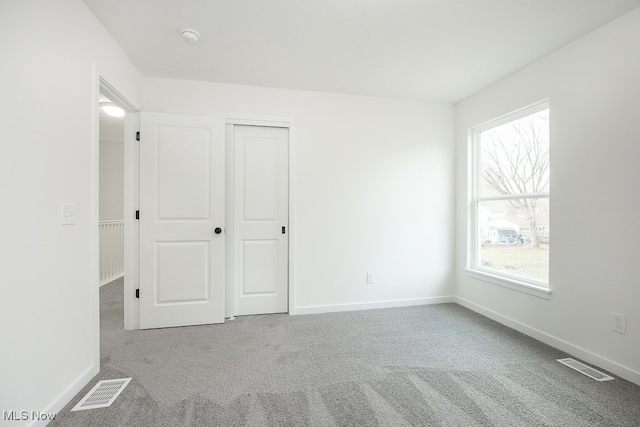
[51,279,640,426]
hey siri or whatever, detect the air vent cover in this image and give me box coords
[71,378,132,411]
[557,358,614,382]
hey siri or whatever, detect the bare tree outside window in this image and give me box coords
[480,109,549,248]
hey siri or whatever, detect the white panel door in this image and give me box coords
[234,126,288,315]
[139,113,225,329]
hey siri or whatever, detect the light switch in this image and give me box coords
[62,203,77,225]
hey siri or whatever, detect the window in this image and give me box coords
[469,102,550,296]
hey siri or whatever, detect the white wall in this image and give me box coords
[144,78,456,313]
[0,0,142,422]
[99,142,124,221]
[455,8,640,383]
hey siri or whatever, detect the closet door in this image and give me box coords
[233,125,289,316]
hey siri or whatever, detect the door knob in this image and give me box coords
[214,227,222,234]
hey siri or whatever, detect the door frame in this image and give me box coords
[98,77,140,331]
[224,117,296,318]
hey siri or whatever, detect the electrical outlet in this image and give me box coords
[612,312,627,335]
[366,272,375,284]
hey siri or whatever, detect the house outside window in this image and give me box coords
[468,101,550,297]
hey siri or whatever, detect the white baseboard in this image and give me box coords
[30,363,99,427]
[294,296,455,315]
[455,296,640,386]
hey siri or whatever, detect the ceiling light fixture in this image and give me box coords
[100,102,125,118]
[181,28,201,45]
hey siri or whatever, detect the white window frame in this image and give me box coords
[466,100,551,299]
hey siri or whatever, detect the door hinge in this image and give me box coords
[135,210,139,220]
[282,226,286,234]
[135,289,140,298]
[136,131,140,141]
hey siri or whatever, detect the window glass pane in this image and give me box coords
[480,109,549,196]
[478,198,549,282]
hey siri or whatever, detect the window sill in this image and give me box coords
[464,268,551,300]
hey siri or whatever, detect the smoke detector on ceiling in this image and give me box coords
[181,28,200,45]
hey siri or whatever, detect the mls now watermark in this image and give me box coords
[3,410,57,421]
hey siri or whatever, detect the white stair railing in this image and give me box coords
[99,220,124,285]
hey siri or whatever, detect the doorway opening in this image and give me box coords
[97,77,139,335]
[98,93,125,288]
[98,90,126,331]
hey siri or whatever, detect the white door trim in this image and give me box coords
[224,117,296,317]
[122,112,140,330]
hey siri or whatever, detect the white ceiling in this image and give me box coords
[83,0,640,103]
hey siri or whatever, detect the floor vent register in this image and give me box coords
[71,378,132,411]
[557,358,614,382]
